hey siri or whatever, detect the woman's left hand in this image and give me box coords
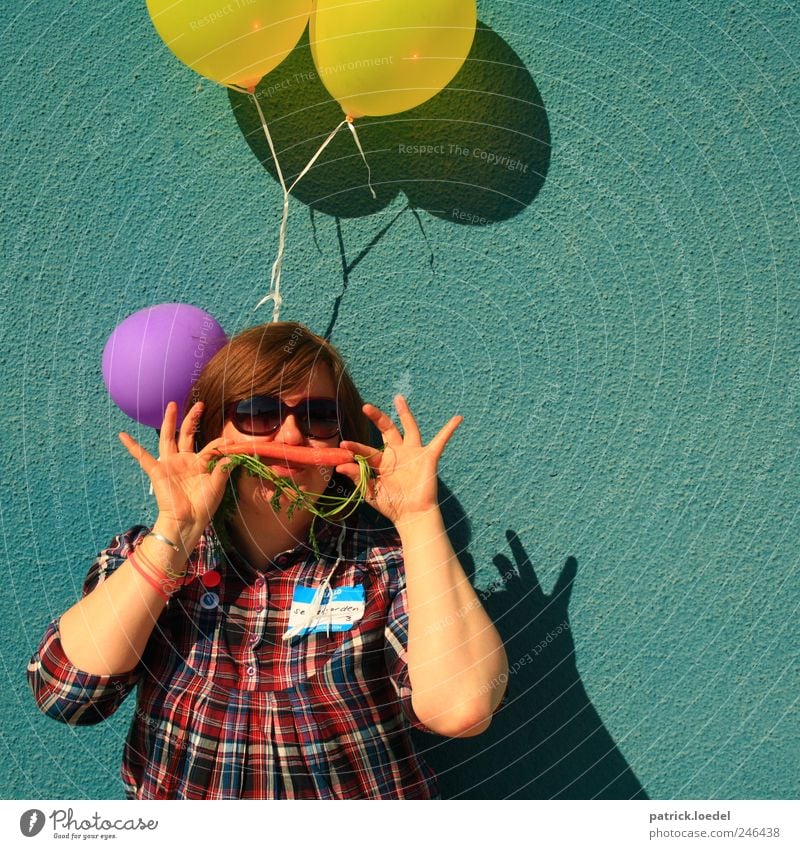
[336,396,463,525]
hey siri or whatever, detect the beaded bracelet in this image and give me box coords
[127,552,170,602]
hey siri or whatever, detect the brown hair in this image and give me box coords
[185,321,370,452]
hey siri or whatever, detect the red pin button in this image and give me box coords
[201,571,221,588]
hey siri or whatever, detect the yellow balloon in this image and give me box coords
[147,0,312,89]
[310,0,476,118]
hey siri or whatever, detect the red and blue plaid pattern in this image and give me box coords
[28,511,441,799]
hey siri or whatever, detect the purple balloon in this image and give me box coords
[103,303,227,429]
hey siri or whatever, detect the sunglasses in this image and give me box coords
[227,395,341,440]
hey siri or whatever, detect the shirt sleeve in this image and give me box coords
[26,525,150,726]
[383,570,440,735]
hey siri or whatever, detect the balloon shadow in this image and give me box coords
[414,483,649,799]
[228,22,550,224]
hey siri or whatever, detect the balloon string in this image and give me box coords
[247,87,288,321]
[254,119,348,320]
[346,119,377,200]
[246,102,376,320]
[250,89,286,194]
[257,190,289,322]
[288,119,347,194]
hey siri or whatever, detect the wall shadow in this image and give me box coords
[229,23,550,225]
[412,482,649,799]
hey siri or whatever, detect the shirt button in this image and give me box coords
[248,634,258,643]
[246,666,256,676]
[255,576,265,587]
[276,555,288,566]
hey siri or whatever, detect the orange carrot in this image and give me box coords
[211,440,353,467]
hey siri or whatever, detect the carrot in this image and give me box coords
[211,440,354,467]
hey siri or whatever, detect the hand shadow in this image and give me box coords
[411,493,648,799]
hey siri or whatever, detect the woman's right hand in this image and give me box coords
[118,401,233,552]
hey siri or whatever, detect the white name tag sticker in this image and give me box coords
[286,585,366,636]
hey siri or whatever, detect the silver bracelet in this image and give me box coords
[148,530,181,552]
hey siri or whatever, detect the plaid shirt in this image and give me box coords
[27,510,442,799]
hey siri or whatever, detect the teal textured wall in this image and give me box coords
[2,1,798,799]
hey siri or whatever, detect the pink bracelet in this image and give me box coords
[127,552,170,602]
[134,551,184,597]
[134,544,188,588]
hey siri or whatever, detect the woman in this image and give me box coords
[28,322,508,799]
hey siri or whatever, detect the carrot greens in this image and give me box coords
[206,450,377,558]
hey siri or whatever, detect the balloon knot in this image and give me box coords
[345,114,354,124]
[247,86,256,95]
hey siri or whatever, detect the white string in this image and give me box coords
[246,97,377,321]
[254,119,348,321]
[346,119,377,200]
[249,88,289,323]
[282,523,348,641]
[250,89,286,194]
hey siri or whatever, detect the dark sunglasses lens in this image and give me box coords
[305,400,340,438]
[234,397,281,434]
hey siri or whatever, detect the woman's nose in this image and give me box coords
[276,413,304,444]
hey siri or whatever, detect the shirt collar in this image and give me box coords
[186,515,347,581]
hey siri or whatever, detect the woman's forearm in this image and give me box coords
[395,507,508,738]
[59,518,198,676]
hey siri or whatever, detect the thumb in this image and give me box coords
[334,462,362,488]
